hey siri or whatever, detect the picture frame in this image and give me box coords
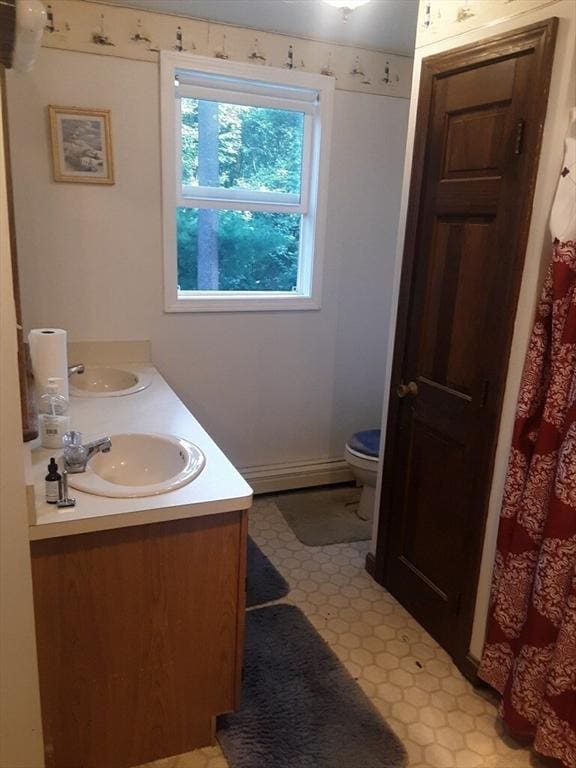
[48,106,114,184]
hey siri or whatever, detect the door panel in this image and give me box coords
[420,218,494,397]
[444,108,509,177]
[436,180,501,214]
[443,56,517,112]
[401,418,466,589]
[375,20,558,668]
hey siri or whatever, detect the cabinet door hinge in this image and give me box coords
[514,119,525,155]
[480,380,489,408]
[455,592,463,615]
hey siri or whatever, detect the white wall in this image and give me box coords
[372,0,576,658]
[6,47,409,470]
[0,77,44,768]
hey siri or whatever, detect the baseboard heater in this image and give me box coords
[240,458,354,495]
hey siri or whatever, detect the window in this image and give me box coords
[160,52,334,312]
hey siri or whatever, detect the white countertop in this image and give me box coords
[29,364,253,540]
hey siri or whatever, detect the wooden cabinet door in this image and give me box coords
[31,511,248,768]
[375,20,557,667]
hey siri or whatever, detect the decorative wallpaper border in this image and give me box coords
[40,0,413,99]
[416,0,561,49]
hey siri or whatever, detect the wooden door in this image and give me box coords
[374,20,557,669]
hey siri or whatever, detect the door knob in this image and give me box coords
[397,381,418,398]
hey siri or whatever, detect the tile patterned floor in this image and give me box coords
[139,493,557,768]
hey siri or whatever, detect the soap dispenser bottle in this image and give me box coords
[39,377,70,448]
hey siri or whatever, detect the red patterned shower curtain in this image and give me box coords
[478,240,576,767]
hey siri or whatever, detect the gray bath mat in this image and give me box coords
[218,604,406,768]
[275,485,370,546]
[246,537,289,608]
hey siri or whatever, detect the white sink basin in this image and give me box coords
[68,433,205,498]
[70,366,151,397]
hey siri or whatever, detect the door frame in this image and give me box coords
[373,18,558,676]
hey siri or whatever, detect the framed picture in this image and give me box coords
[48,106,114,184]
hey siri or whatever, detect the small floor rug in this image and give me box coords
[218,604,406,768]
[246,537,289,608]
[275,485,370,546]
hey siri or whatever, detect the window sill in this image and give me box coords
[165,293,321,313]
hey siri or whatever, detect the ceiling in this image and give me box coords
[97,0,419,56]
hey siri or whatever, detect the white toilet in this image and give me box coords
[344,429,381,522]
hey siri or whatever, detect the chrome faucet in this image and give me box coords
[68,363,85,377]
[62,430,112,473]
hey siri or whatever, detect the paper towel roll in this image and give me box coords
[29,328,69,401]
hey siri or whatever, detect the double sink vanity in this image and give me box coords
[28,346,253,768]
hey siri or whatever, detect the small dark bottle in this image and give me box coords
[45,457,62,504]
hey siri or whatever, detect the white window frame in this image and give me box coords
[160,51,334,312]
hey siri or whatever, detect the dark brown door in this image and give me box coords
[374,20,557,668]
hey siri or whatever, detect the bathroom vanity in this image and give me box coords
[28,356,252,768]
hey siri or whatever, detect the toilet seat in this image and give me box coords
[345,444,379,462]
[344,443,379,473]
[348,429,381,458]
